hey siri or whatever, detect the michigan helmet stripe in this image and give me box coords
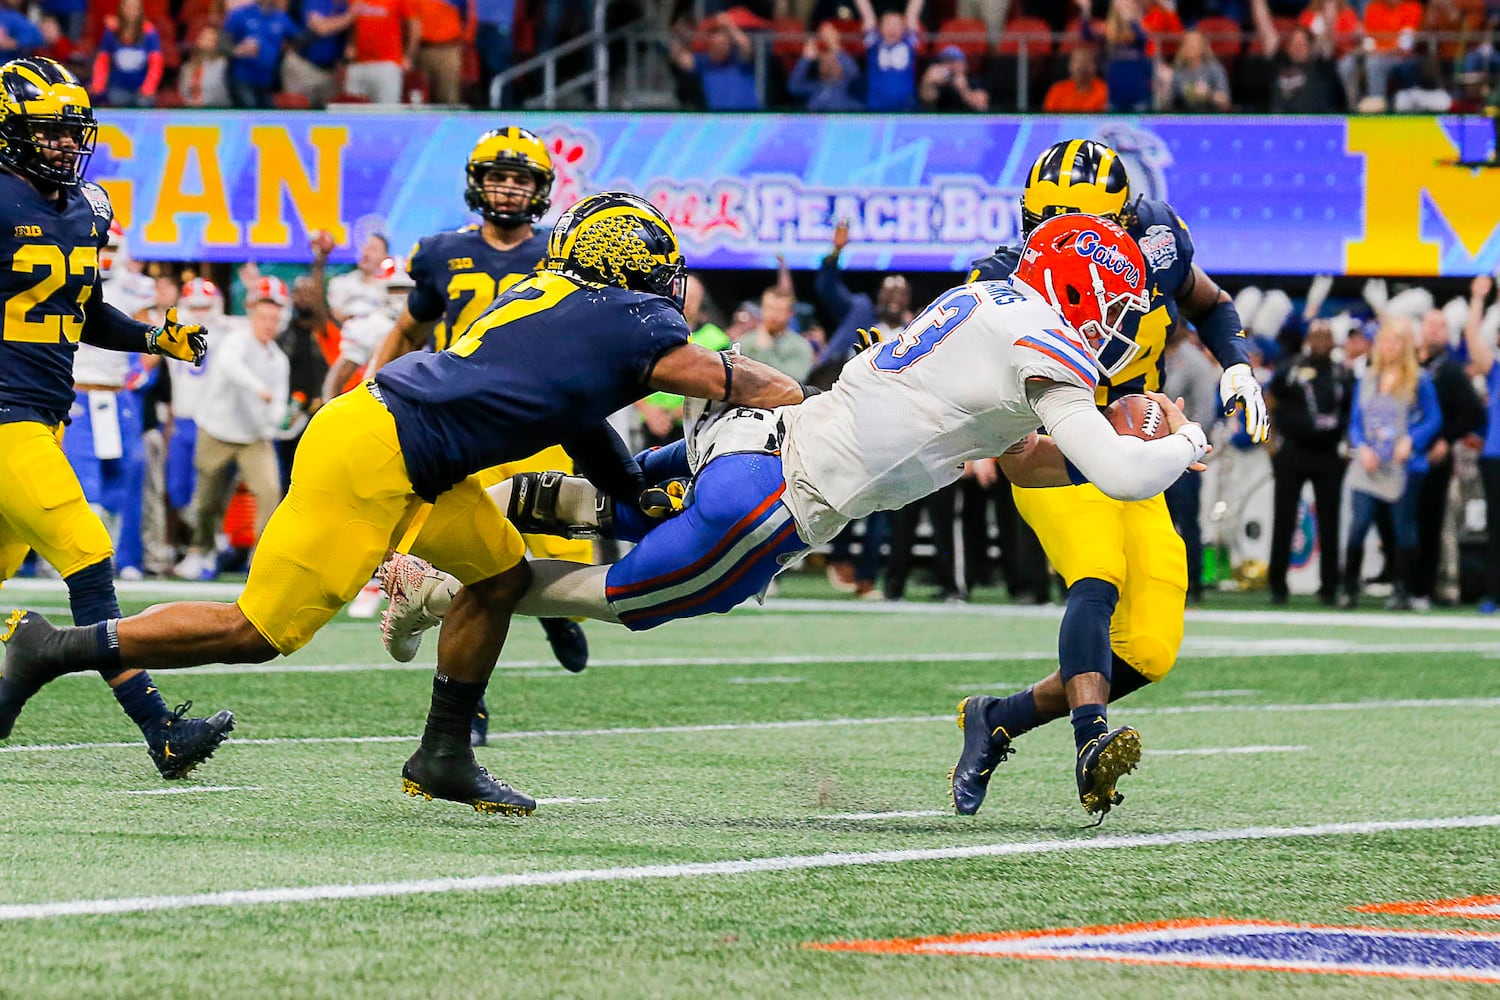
[1057,138,1087,191]
[1097,147,1119,190]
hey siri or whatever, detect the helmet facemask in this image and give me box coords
[1040,261,1149,380]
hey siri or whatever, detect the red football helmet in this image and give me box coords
[1013,214,1150,379]
[99,218,126,278]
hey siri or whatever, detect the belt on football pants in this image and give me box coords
[366,379,387,407]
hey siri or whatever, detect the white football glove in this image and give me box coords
[1220,363,1269,444]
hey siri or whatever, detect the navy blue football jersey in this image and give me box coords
[375,271,691,500]
[404,226,549,350]
[969,197,1195,402]
[0,171,112,425]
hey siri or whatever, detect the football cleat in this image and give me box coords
[471,696,489,748]
[540,617,588,674]
[401,747,535,815]
[1076,726,1142,817]
[949,695,1017,816]
[379,554,445,663]
[145,701,235,780]
[0,609,70,739]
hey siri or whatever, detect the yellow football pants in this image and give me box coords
[0,420,114,586]
[238,384,526,654]
[478,446,593,564]
[1011,484,1186,682]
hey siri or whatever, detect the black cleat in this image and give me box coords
[540,617,588,673]
[145,701,236,779]
[470,696,489,748]
[0,609,71,739]
[949,696,1016,815]
[1076,726,1142,817]
[401,747,535,815]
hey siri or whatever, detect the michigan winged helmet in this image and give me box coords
[542,192,688,310]
[464,126,555,227]
[1020,138,1132,235]
[0,56,97,188]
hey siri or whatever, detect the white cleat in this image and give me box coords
[379,554,445,662]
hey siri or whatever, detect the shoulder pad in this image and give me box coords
[968,243,1022,282]
[78,181,113,222]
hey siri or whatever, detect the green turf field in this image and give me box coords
[1,574,1498,999]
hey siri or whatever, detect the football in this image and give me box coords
[1105,393,1169,440]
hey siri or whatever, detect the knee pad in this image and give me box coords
[1118,632,1180,684]
[1058,577,1120,684]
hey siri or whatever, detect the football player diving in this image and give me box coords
[0,193,813,816]
[949,138,1270,817]
[378,215,1210,821]
[366,127,593,746]
[0,56,233,778]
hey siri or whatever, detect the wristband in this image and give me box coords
[720,352,734,402]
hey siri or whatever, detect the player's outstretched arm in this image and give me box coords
[1179,263,1268,442]
[84,298,207,365]
[1028,381,1209,502]
[366,307,436,375]
[648,343,808,408]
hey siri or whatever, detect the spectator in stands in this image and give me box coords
[855,0,924,112]
[327,231,392,322]
[40,0,86,45]
[919,45,990,110]
[668,13,759,110]
[225,0,300,109]
[1463,275,1500,614]
[788,25,862,112]
[90,0,162,107]
[1412,308,1485,609]
[1164,28,1230,111]
[475,0,515,107]
[1301,0,1360,43]
[346,0,419,104]
[414,0,471,105]
[37,15,84,73]
[1266,318,1353,606]
[1341,316,1440,609]
[742,286,812,381]
[178,23,230,108]
[1043,45,1108,112]
[177,277,290,582]
[1343,0,1422,109]
[1140,0,1182,37]
[0,2,44,59]
[1252,0,1344,113]
[282,0,352,107]
[1079,0,1153,112]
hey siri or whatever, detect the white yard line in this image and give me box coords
[822,810,949,820]
[2,814,1495,922]
[1184,689,1261,698]
[115,786,261,796]
[8,578,1500,630]
[4,697,1498,756]
[1145,745,1308,757]
[534,797,610,805]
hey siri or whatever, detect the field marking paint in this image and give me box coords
[1,815,1496,923]
[534,797,610,805]
[1146,745,1308,757]
[1185,689,1261,698]
[6,697,1499,756]
[822,810,949,820]
[115,786,261,796]
[58,638,1500,680]
[8,577,1500,631]
[726,676,803,685]
[1355,895,1500,920]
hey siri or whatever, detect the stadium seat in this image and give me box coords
[272,91,312,110]
[1057,18,1103,56]
[402,68,429,103]
[1196,15,1242,61]
[770,16,807,65]
[153,17,180,70]
[460,46,480,86]
[828,17,863,56]
[936,17,988,59]
[996,15,1052,62]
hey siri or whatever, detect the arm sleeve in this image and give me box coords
[1191,294,1253,370]
[562,422,649,505]
[636,439,692,482]
[1408,374,1442,454]
[404,239,446,323]
[1029,381,1198,501]
[80,296,153,353]
[814,252,855,326]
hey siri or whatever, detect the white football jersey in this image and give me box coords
[337,311,396,368]
[327,270,388,321]
[777,278,1099,544]
[168,315,247,421]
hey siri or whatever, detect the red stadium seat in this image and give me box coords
[828,17,863,56]
[1195,15,1242,61]
[272,91,311,109]
[771,16,807,63]
[935,17,988,59]
[997,15,1052,61]
[1056,18,1103,56]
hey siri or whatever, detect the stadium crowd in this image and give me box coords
[0,0,1493,111]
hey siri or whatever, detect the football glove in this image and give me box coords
[854,326,884,354]
[147,307,208,365]
[1219,363,1269,444]
[639,479,688,520]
